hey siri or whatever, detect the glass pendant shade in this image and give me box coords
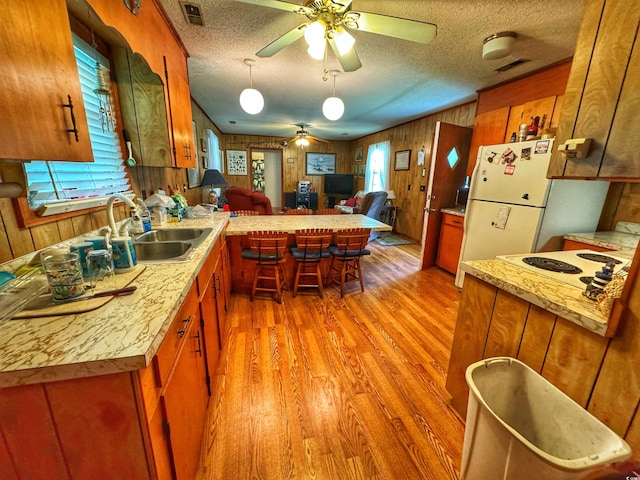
[307,43,325,60]
[239,87,264,115]
[295,137,310,147]
[322,96,344,121]
[304,21,326,60]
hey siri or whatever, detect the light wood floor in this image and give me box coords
[198,242,465,479]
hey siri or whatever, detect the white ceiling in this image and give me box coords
[157,0,585,141]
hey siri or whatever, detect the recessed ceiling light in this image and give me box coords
[229,120,236,124]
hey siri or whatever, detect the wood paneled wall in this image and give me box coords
[354,103,477,242]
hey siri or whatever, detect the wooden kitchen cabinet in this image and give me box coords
[0,281,210,479]
[547,0,640,179]
[563,239,612,252]
[113,48,172,167]
[164,55,196,168]
[0,0,93,162]
[436,213,464,275]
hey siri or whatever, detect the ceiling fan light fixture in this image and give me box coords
[323,96,344,121]
[307,42,325,60]
[304,20,326,47]
[239,58,264,114]
[295,137,310,147]
[333,27,355,55]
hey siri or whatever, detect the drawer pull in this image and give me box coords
[194,331,202,356]
[177,316,191,338]
[62,95,79,142]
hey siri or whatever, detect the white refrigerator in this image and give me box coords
[454,139,610,288]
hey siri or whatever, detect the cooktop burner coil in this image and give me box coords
[522,257,583,274]
[576,253,623,265]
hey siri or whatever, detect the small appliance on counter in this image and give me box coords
[455,176,470,207]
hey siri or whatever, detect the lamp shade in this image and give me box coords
[322,96,344,121]
[200,169,227,188]
[239,88,264,114]
[385,189,396,200]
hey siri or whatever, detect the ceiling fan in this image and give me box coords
[289,124,328,146]
[234,0,437,72]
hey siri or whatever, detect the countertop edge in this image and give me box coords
[460,260,609,337]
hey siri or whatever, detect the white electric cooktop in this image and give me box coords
[497,249,631,290]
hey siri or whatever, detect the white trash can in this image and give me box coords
[461,357,631,480]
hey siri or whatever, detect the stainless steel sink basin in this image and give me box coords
[134,228,206,242]
[132,227,213,263]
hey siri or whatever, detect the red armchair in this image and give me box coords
[225,187,273,215]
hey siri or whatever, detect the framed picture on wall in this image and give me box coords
[355,146,363,162]
[226,150,247,175]
[394,149,411,171]
[187,120,200,188]
[305,152,336,175]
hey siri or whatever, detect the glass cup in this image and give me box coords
[41,250,85,300]
[86,249,116,291]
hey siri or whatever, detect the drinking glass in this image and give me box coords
[41,250,85,300]
[86,249,116,291]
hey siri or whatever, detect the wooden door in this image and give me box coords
[420,122,473,270]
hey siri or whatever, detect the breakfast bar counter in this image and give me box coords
[225,213,392,235]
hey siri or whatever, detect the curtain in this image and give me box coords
[364,141,390,192]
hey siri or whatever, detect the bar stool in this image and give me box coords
[232,210,259,216]
[290,229,333,298]
[316,208,341,215]
[241,231,289,303]
[325,228,371,298]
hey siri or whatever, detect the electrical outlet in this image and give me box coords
[420,185,426,192]
[407,184,411,190]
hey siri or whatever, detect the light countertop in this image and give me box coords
[441,206,465,217]
[565,231,639,254]
[0,214,230,388]
[460,258,614,337]
[226,213,392,235]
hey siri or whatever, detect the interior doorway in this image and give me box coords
[251,149,282,210]
[419,122,473,270]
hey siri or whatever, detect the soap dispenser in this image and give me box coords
[107,194,138,273]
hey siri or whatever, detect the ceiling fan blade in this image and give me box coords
[310,135,329,143]
[327,38,362,72]
[234,0,311,14]
[353,11,437,44]
[256,24,307,57]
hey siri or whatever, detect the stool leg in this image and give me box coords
[325,256,336,288]
[316,263,324,298]
[251,264,260,301]
[293,261,301,298]
[274,264,282,304]
[339,260,347,298]
[355,258,365,292]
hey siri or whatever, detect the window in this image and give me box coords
[364,141,390,192]
[23,33,131,215]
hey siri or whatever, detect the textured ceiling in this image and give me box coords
[157,0,585,141]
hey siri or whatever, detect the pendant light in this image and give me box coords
[239,58,264,115]
[322,70,344,121]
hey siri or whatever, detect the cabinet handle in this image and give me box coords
[215,276,221,293]
[62,95,79,142]
[194,331,202,356]
[177,316,191,338]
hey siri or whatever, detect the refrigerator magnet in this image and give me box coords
[501,148,516,164]
[504,164,516,175]
[535,140,550,154]
[521,147,531,160]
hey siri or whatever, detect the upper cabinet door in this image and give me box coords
[0,0,93,162]
[547,0,640,179]
[165,56,196,169]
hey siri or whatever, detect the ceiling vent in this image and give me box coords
[180,2,204,26]
[495,58,529,72]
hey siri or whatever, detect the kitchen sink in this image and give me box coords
[133,227,213,263]
[134,228,207,243]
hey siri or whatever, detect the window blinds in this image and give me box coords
[24,33,131,210]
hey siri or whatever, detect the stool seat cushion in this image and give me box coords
[290,248,330,260]
[241,248,283,261]
[328,246,371,257]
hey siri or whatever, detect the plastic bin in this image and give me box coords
[461,357,631,480]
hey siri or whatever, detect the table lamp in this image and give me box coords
[200,169,227,206]
[385,190,396,206]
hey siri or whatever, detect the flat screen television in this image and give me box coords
[324,174,355,195]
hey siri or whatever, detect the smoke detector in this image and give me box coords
[482,32,516,60]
